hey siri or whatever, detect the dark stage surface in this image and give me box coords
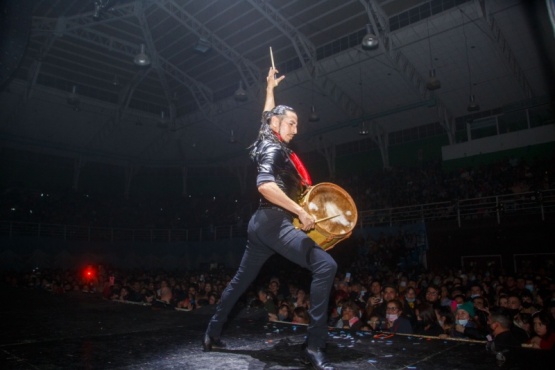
[0,285,551,370]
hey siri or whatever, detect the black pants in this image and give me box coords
[206,208,337,349]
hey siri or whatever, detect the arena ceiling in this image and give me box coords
[0,0,553,169]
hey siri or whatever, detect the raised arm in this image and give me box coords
[263,67,285,113]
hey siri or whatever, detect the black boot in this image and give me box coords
[301,347,335,370]
[202,333,226,352]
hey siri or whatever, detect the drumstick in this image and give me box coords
[295,214,340,230]
[314,214,341,223]
[270,46,276,70]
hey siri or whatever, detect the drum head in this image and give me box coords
[305,183,357,236]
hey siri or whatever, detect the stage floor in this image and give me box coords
[0,285,550,369]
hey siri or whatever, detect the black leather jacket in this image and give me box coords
[253,139,304,209]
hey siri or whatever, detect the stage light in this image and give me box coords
[83,265,96,280]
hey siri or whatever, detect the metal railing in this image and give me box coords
[358,189,555,227]
[1,189,553,242]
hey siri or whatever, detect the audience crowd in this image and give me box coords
[1,156,553,230]
[5,258,555,362]
[2,155,554,366]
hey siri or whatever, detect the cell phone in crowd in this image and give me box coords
[345,272,351,282]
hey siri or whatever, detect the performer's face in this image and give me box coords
[271,111,298,143]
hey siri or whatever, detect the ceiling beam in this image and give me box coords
[246,0,364,119]
[135,3,175,126]
[361,0,457,144]
[477,1,534,99]
[155,0,261,100]
[31,15,215,119]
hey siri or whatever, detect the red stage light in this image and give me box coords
[83,266,95,280]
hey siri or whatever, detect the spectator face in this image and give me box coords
[426,287,439,302]
[338,282,349,293]
[508,296,521,310]
[405,288,416,301]
[258,290,268,302]
[370,282,381,296]
[289,285,298,296]
[278,305,289,319]
[470,285,482,297]
[386,302,401,321]
[533,317,547,337]
[440,286,449,298]
[473,297,485,310]
[456,309,470,321]
[367,316,381,330]
[342,305,357,321]
[383,287,397,302]
[498,296,508,308]
[269,281,279,293]
[516,278,525,290]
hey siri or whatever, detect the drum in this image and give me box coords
[293,182,358,251]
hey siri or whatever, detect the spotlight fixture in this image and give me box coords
[234,80,248,101]
[359,122,369,135]
[134,44,151,67]
[462,10,479,112]
[308,105,319,122]
[425,4,441,91]
[157,110,169,128]
[467,94,480,112]
[426,69,441,90]
[67,85,80,111]
[361,24,379,50]
[193,37,211,54]
[93,0,113,20]
[93,2,102,19]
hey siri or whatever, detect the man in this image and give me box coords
[506,293,529,343]
[424,284,441,309]
[335,301,363,331]
[373,284,398,318]
[202,67,337,370]
[485,311,522,366]
[487,311,520,352]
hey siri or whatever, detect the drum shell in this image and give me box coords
[293,182,357,251]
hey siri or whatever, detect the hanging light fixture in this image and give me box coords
[359,121,369,135]
[308,69,319,122]
[462,10,479,112]
[426,69,441,90]
[425,10,441,91]
[309,106,319,122]
[357,53,367,133]
[157,110,168,128]
[134,44,151,66]
[234,80,247,101]
[193,37,211,54]
[467,94,480,112]
[361,24,379,50]
[229,129,236,143]
[67,85,80,111]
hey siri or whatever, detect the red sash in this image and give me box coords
[274,132,312,187]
